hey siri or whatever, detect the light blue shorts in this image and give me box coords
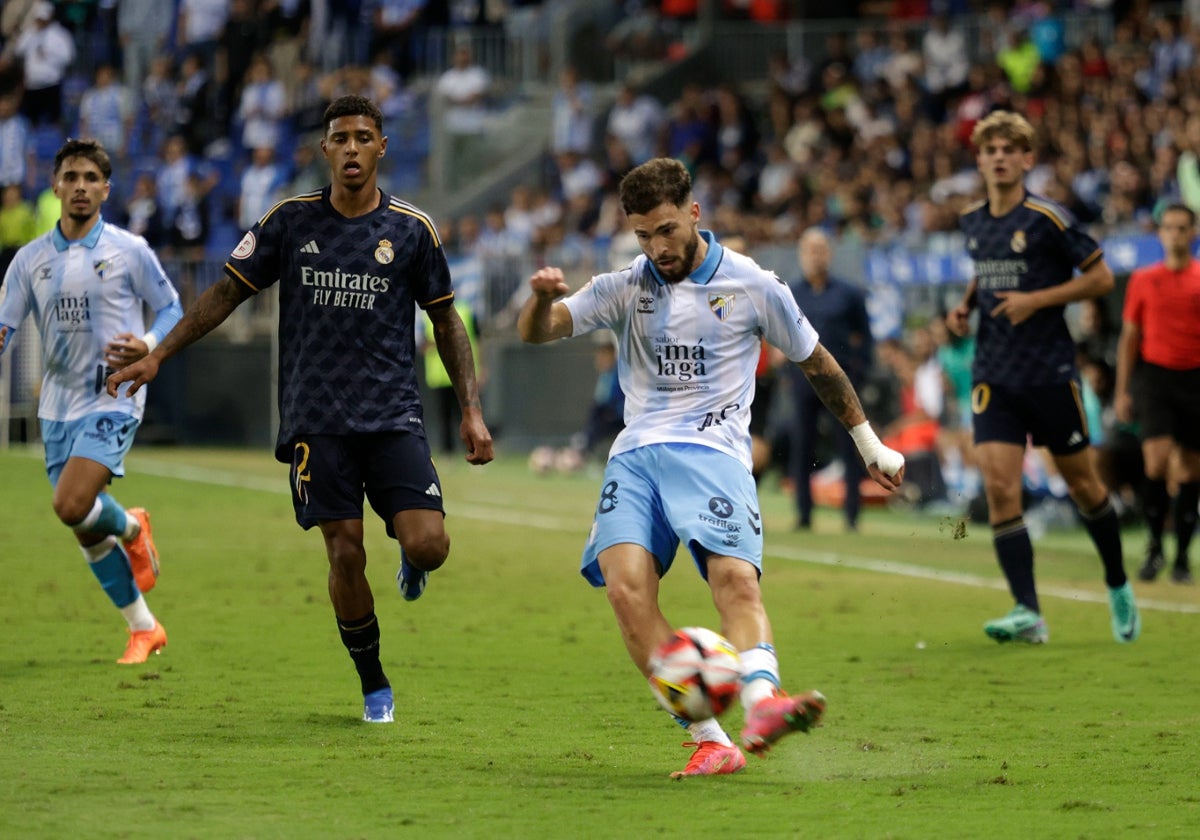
[41,412,140,487]
[580,443,763,587]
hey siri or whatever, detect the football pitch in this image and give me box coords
[2,445,1198,839]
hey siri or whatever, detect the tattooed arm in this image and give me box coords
[796,343,868,430]
[797,343,905,489]
[106,275,253,397]
[428,304,494,465]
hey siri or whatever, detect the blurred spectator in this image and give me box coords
[997,23,1042,94]
[371,0,426,80]
[217,0,265,122]
[578,335,625,457]
[11,2,75,126]
[235,54,288,156]
[170,171,211,261]
[118,172,168,249]
[0,92,34,193]
[435,40,492,183]
[176,0,231,71]
[32,184,57,236]
[117,0,173,99]
[551,65,596,156]
[77,64,134,159]
[0,183,36,278]
[156,134,217,231]
[174,52,217,154]
[237,146,287,231]
[605,0,671,62]
[665,82,715,171]
[606,83,665,167]
[287,135,325,195]
[261,0,310,100]
[923,13,969,117]
[368,49,409,120]
[138,55,180,159]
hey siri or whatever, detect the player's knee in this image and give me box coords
[402,532,449,572]
[605,575,650,617]
[325,535,367,578]
[51,492,93,529]
[709,567,762,613]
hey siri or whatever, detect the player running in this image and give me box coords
[107,95,493,722]
[0,138,181,663]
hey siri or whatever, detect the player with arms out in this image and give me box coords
[0,138,182,663]
[947,110,1140,644]
[518,158,904,778]
[1114,204,1200,585]
[107,96,494,722]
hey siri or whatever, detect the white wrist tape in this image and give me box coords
[141,333,159,354]
[849,422,905,477]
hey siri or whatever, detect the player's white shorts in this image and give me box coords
[580,442,763,587]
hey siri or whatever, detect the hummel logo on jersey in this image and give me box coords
[425,483,441,497]
[1067,431,1084,447]
[301,240,320,254]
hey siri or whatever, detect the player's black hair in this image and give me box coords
[53,138,112,181]
[618,158,692,216]
[323,95,384,135]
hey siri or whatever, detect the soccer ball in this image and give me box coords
[648,627,741,721]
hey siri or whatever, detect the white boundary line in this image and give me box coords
[107,456,1200,616]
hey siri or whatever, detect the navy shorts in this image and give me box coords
[1135,363,1200,450]
[971,379,1089,455]
[289,432,444,537]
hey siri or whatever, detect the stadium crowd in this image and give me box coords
[2,0,1198,529]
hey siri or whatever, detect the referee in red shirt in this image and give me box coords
[1115,203,1200,584]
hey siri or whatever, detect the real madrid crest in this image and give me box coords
[1010,230,1026,253]
[709,292,735,321]
[374,239,395,265]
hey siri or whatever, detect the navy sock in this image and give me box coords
[1142,478,1169,552]
[337,612,389,695]
[1080,498,1127,589]
[993,517,1038,612]
[1174,482,1200,569]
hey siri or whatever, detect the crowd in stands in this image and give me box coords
[2,1,1198,524]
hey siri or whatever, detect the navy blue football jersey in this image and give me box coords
[960,192,1102,387]
[224,187,453,460]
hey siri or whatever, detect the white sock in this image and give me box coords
[81,536,118,562]
[739,644,781,717]
[74,498,104,533]
[686,719,732,746]
[119,595,157,632]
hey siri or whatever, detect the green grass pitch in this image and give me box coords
[1,445,1199,838]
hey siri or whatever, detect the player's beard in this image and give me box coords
[658,229,700,284]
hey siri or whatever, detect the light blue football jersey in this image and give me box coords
[0,219,180,421]
[564,231,819,471]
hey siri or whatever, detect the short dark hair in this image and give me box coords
[53,138,112,180]
[618,158,692,216]
[1159,202,1196,226]
[323,95,384,135]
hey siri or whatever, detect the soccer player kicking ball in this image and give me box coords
[947,110,1140,644]
[518,158,904,777]
[108,96,493,723]
[0,139,182,663]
